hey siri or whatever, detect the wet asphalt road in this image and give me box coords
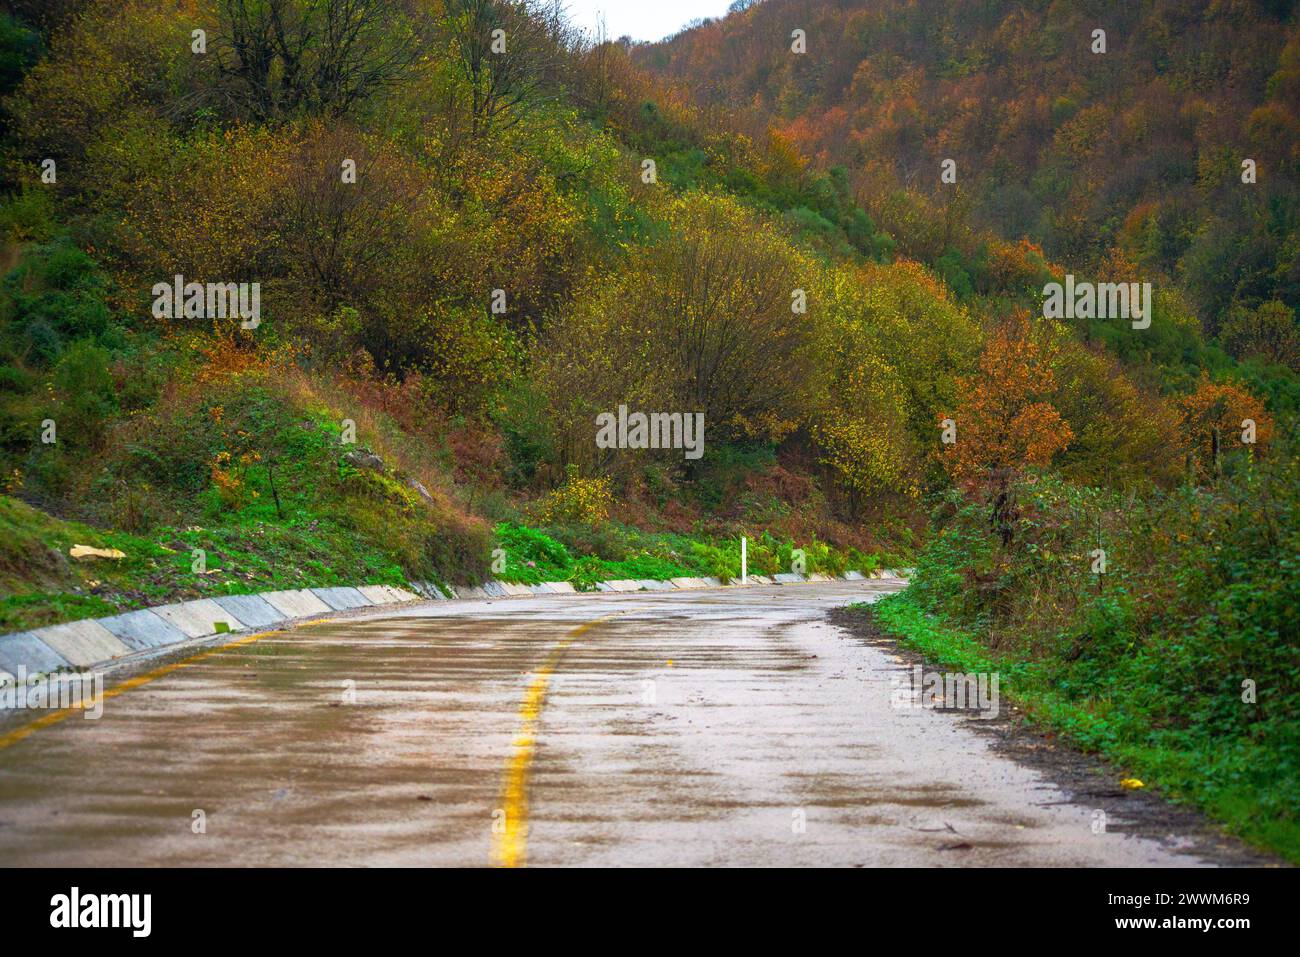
[0,581,1211,866]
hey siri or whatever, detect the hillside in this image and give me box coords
[639,0,1300,340]
[0,0,909,631]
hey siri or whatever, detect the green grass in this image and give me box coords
[492,520,888,590]
[0,494,410,632]
[861,594,1300,864]
[0,592,120,632]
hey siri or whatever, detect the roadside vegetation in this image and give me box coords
[852,436,1300,861]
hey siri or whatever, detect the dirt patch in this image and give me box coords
[829,604,1284,868]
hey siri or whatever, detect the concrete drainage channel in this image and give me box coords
[0,571,909,685]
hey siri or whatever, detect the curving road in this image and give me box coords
[0,581,1215,866]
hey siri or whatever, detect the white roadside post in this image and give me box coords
[741,535,748,585]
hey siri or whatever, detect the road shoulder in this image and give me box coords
[829,605,1283,868]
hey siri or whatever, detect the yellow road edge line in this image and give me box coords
[491,614,617,868]
[0,620,329,752]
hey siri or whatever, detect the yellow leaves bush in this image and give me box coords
[533,467,613,525]
[97,115,525,411]
[804,259,979,504]
[210,451,254,511]
[812,416,919,501]
[4,0,199,171]
[1219,301,1300,371]
[1049,334,1182,488]
[536,190,820,468]
[814,259,980,439]
[114,124,292,301]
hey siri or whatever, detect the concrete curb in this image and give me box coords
[668,577,707,589]
[100,609,184,651]
[35,620,131,667]
[212,594,283,630]
[0,570,907,684]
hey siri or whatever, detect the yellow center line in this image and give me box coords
[0,622,319,752]
[491,614,618,868]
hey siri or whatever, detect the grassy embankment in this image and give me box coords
[848,459,1300,863]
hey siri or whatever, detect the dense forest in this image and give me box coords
[0,0,1296,857]
[642,0,1300,333]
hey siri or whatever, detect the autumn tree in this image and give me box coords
[1219,301,1300,372]
[535,191,818,473]
[805,260,980,514]
[111,124,292,315]
[1178,376,1273,481]
[4,0,192,170]
[810,374,917,517]
[273,122,433,316]
[1049,334,1182,489]
[441,0,572,136]
[941,312,1073,499]
[211,0,425,120]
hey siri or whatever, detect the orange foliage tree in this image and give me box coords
[1178,376,1273,480]
[941,313,1074,494]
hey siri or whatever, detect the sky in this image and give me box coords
[562,0,737,43]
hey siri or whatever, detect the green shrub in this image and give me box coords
[0,237,112,365]
[0,185,55,243]
[490,379,556,486]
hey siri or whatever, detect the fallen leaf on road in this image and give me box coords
[1120,778,1145,790]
